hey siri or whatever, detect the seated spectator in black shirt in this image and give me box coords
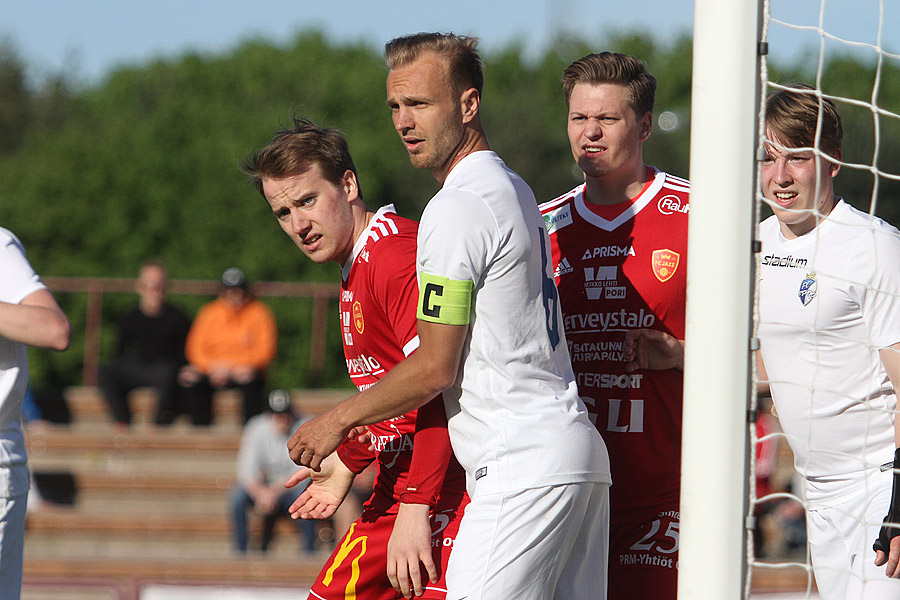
[99,261,191,426]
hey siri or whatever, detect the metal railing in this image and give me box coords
[42,277,339,386]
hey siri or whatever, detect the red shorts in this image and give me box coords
[309,501,465,600]
[608,508,679,600]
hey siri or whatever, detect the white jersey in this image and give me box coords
[417,150,610,497]
[758,199,900,505]
[0,227,46,497]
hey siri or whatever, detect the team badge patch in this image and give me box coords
[651,249,680,283]
[798,272,817,306]
[352,301,364,334]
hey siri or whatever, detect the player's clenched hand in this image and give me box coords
[874,535,900,577]
[875,448,900,577]
[388,503,437,598]
[624,328,685,373]
[285,453,355,520]
[287,409,350,470]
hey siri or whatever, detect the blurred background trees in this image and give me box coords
[1,30,898,390]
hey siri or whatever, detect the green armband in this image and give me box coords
[417,272,473,325]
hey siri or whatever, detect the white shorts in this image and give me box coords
[445,481,610,600]
[807,469,900,600]
[0,494,27,600]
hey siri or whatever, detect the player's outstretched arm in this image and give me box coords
[285,452,355,520]
[288,319,467,469]
[623,328,684,372]
[0,290,70,351]
[388,502,437,599]
[874,343,900,576]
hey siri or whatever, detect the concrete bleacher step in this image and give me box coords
[25,507,321,560]
[23,555,323,586]
[62,386,349,427]
[23,415,337,587]
[34,472,233,513]
[27,426,240,477]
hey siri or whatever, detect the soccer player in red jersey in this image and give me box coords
[245,118,468,600]
[539,52,690,600]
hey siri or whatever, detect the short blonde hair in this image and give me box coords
[385,32,484,96]
[562,52,656,116]
[765,84,843,155]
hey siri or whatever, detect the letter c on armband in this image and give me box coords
[417,273,473,325]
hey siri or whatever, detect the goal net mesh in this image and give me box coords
[748,1,900,598]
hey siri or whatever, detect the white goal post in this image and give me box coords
[679,0,763,598]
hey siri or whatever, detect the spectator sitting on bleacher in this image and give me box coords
[99,261,191,427]
[229,389,316,555]
[178,268,276,426]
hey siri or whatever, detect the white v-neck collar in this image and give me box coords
[573,169,665,231]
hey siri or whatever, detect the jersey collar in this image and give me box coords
[574,167,664,231]
[341,204,397,281]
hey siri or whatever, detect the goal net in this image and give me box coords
[746,1,900,599]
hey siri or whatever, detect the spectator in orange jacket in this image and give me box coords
[178,268,277,425]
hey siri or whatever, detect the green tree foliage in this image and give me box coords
[2,30,898,392]
[0,40,31,154]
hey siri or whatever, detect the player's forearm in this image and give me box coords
[331,351,455,431]
[0,294,70,351]
[879,344,900,446]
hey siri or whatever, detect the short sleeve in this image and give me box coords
[0,230,45,304]
[849,223,900,349]
[417,189,499,289]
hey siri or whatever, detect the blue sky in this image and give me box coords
[2,0,898,85]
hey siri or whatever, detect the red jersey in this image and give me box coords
[336,206,466,514]
[540,169,689,520]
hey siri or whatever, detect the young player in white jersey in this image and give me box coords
[287,33,611,600]
[245,119,468,599]
[623,84,900,599]
[539,52,688,600]
[0,227,70,600]
[757,85,900,599]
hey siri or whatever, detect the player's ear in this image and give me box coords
[460,87,480,124]
[827,148,842,179]
[342,170,359,201]
[639,111,653,141]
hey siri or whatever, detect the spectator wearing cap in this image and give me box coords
[228,390,317,554]
[178,268,277,425]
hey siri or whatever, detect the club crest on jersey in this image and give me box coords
[798,272,817,306]
[352,301,364,333]
[651,249,680,282]
[543,205,573,234]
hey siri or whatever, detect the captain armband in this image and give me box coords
[417,272,473,325]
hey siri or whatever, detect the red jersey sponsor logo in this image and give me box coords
[584,265,618,300]
[657,195,689,215]
[564,309,656,333]
[651,249,680,283]
[346,354,383,376]
[581,245,635,260]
